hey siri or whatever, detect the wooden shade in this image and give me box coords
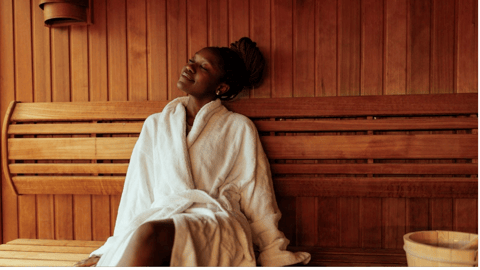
[39,0,91,27]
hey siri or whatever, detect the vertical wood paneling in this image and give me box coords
[208,0,228,47]
[317,198,338,247]
[228,0,249,43]
[360,198,382,248]
[338,0,361,96]
[277,197,296,246]
[107,0,128,101]
[339,197,360,247]
[454,199,478,234]
[383,198,406,249]
[167,0,187,100]
[296,197,317,246]
[32,0,51,102]
[147,0,168,101]
[407,0,431,94]
[406,198,429,233]
[293,0,315,97]
[430,198,453,231]
[187,0,208,58]
[361,0,384,95]
[431,0,455,94]
[385,0,407,95]
[250,0,271,98]
[127,0,148,101]
[89,0,108,102]
[455,0,478,93]
[272,0,293,97]
[315,0,337,97]
[18,196,36,238]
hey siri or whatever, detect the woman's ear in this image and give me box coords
[216,83,230,96]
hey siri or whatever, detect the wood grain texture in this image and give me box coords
[431,0,455,94]
[315,0,337,97]
[455,0,478,93]
[167,0,187,100]
[361,0,383,95]
[250,0,271,98]
[385,0,407,95]
[147,0,168,101]
[127,0,148,101]
[407,0,431,94]
[338,0,361,96]
[89,0,108,102]
[107,0,128,101]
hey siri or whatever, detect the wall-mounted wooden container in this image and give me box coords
[39,0,92,27]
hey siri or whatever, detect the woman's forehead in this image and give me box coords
[195,48,222,66]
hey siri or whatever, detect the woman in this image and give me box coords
[76,37,311,267]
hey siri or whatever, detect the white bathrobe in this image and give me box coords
[91,96,311,266]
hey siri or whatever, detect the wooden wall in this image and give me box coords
[0,0,477,251]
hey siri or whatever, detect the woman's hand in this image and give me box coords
[74,255,101,267]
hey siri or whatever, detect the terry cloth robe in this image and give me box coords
[90,96,311,266]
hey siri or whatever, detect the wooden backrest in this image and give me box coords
[2,93,478,198]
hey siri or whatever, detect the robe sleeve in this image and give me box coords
[90,115,157,256]
[237,120,311,266]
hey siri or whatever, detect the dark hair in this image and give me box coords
[210,37,265,101]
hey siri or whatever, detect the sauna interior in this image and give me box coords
[0,0,477,266]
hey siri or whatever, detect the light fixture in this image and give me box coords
[39,0,92,27]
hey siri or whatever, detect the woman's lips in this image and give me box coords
[182,72,194,82]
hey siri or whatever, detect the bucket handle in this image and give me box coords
[404,245,478,266]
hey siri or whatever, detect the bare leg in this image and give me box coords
[117,219,175,266]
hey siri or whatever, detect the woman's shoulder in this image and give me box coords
[223,110,257,133]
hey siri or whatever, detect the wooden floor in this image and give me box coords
[0,239,104,267]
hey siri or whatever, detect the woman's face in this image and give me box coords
[177,48,225,101]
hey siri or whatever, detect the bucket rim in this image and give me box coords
[403,230,478,253]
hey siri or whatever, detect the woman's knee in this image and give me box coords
[133,220,175,249]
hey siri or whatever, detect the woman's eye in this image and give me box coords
[188,59,194,64]
[201,65,208,71]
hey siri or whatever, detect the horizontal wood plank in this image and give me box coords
[9,163,128,174]
[270,163,478,175]
[9,134,477,161]
[0,258,76,267]
[0,244,97,254]
[9,94,477,122]
[8,117,477,135]
[261,134,477,159]
[11,163,477,176]
[225,93,478,118]
[287,246,407,266]
[13,176,125,195]
[274,177,478,198]
[6,239,104,247]
[11,175,477,198]
[254,118,478,132]
[8,122,143,135]
[0,250,87,261]
[8,137,137,160]
[11,101,168,122]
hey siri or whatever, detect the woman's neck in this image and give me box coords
[185,95,215,126]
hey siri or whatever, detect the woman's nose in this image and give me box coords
[186,64,194,73]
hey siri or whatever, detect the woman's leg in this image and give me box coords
[117,219,175,266]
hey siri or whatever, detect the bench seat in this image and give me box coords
[1,93,477,266]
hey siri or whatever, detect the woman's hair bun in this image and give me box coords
[229,37,265,89]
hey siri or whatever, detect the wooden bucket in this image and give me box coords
[403,231,478,267]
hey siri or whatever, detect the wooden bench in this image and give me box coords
[1,93,477,266]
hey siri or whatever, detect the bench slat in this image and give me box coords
[11,175,477,197]
[13,176,124,195]
[254,118,478,132]
[8,117,477,135]
[0,258,76,267]
[11,101,169,122]
[9,163,128,174]
[271,163,478,175]
[8,122,143,135]
[8,137,136,160]
[0,250,88,261]
[274,177,478,198]
[9,134,477,160]
[10,163,476,175]
[0,244,97,254]
[6,239,104,247]
[262,134,477,159]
